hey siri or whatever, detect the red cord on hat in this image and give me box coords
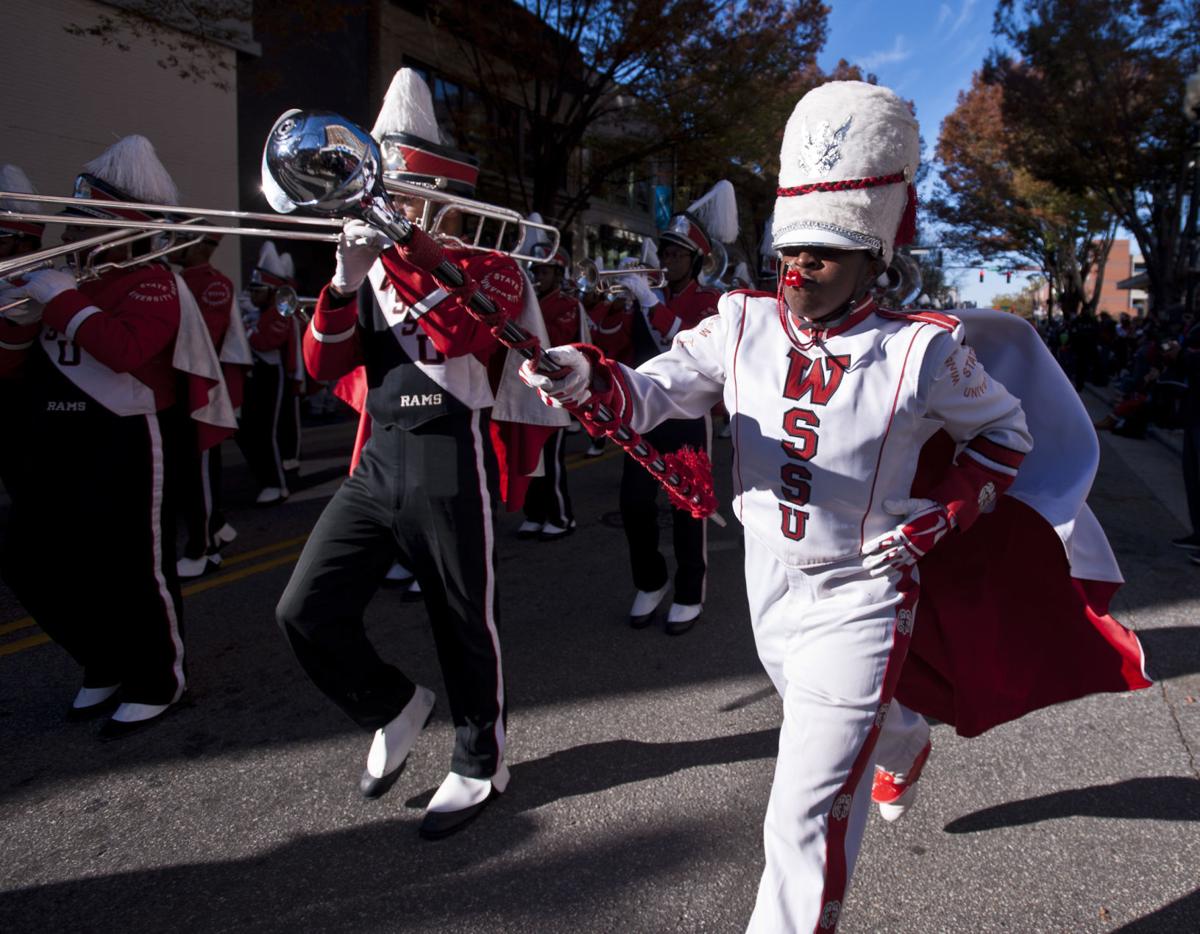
[776,171,907,198]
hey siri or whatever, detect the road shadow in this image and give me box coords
[1113,888,1200,932]
[943,776,1200,833]
[1137,625,1200,680]
[404,728,779,811]
[0,812,724,934]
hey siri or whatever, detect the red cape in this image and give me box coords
[893,309,1150,736]
[898,430,1150,737]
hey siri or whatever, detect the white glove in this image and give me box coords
[518,345,592,407]
[332,219,392,294]
[0,282,43,326]
[619,275,657,309]
[862,498,952,576]
[0,289,44,326]
[17,268,76,306]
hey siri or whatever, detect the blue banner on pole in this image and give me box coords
[654,185,672,230]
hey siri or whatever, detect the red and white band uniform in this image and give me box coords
[179,262,237,558]
[584,295,633,365]
[523,286,588,531]
[1,264,204,707]
[622,278,722,609]
[275,248,518,780]
[573,293,1032,931]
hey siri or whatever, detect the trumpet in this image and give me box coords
[572,259,667,297]
[273,284,319,320]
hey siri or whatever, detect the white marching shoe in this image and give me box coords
[665,602,702,636]
[176,553,221,579]
[629,583,670,630]
[359,685,437,799]
[99,698,184,740]
[67,684,120,722]
[384,562,414,583]
[419,761,510,840]
[255,486,289,506]
[213,523,238,548]
[516,520,543,540]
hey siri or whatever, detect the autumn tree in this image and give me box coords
[932,72,1115,317]
[986,0,1200,315]
[417,0,828,231]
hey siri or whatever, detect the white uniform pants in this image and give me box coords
[744,534,930,933]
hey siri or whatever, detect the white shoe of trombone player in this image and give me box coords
[419,762,510,840]
[665,602,702,636]
[629,583,670,630]
[176,552,222,580]
[255,486,289,506]
[360,685,436,799]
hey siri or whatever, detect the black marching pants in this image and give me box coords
[619,415,710,606]
[238,358,287,491]
[276,409,505,778]
[523,427,574,527]
[177,423,227,560]
[1,400,185,704]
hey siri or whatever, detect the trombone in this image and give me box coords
[0,179,559,285]
[573,259,667,298]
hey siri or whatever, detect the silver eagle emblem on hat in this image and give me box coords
[797,116,853,175]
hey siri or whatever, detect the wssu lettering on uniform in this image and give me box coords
[398,392,443,407]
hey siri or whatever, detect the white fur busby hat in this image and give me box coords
[772,81,919,263]
[661,180,738,257]
[372,68,479,198]
[67,135,180,223]
[250,240,296,289]
[0,164,44,240]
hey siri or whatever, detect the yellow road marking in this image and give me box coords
[182,551,304,596]
[1,550,306,658]
[0,633,51,657]
[1,441,619,656]
[220,534,309,567]
[0,617,34,636]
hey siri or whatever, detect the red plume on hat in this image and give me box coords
[0,164,44,240]
[661,180,739,257]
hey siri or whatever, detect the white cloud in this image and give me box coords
[935,4,953,31]
[947,0,980,38]
[855,35,913,71]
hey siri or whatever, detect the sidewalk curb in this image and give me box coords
[1083,384,1183,458]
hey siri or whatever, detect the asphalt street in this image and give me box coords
[0,394,1197,933]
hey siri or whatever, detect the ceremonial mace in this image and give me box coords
[261,110,722,524]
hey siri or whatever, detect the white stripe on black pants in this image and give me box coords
[523,427,573,527]
[1,402,186,705]
[276,409,505,777]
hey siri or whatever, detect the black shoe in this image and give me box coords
[1171,534,1200,551]
[664,603,701,636]
[629,584,669,629]
[418,765,509,840]
[359,689,436,799]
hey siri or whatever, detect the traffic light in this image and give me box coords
[979,269,985,283]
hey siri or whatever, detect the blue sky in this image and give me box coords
[818,0,1031,306]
